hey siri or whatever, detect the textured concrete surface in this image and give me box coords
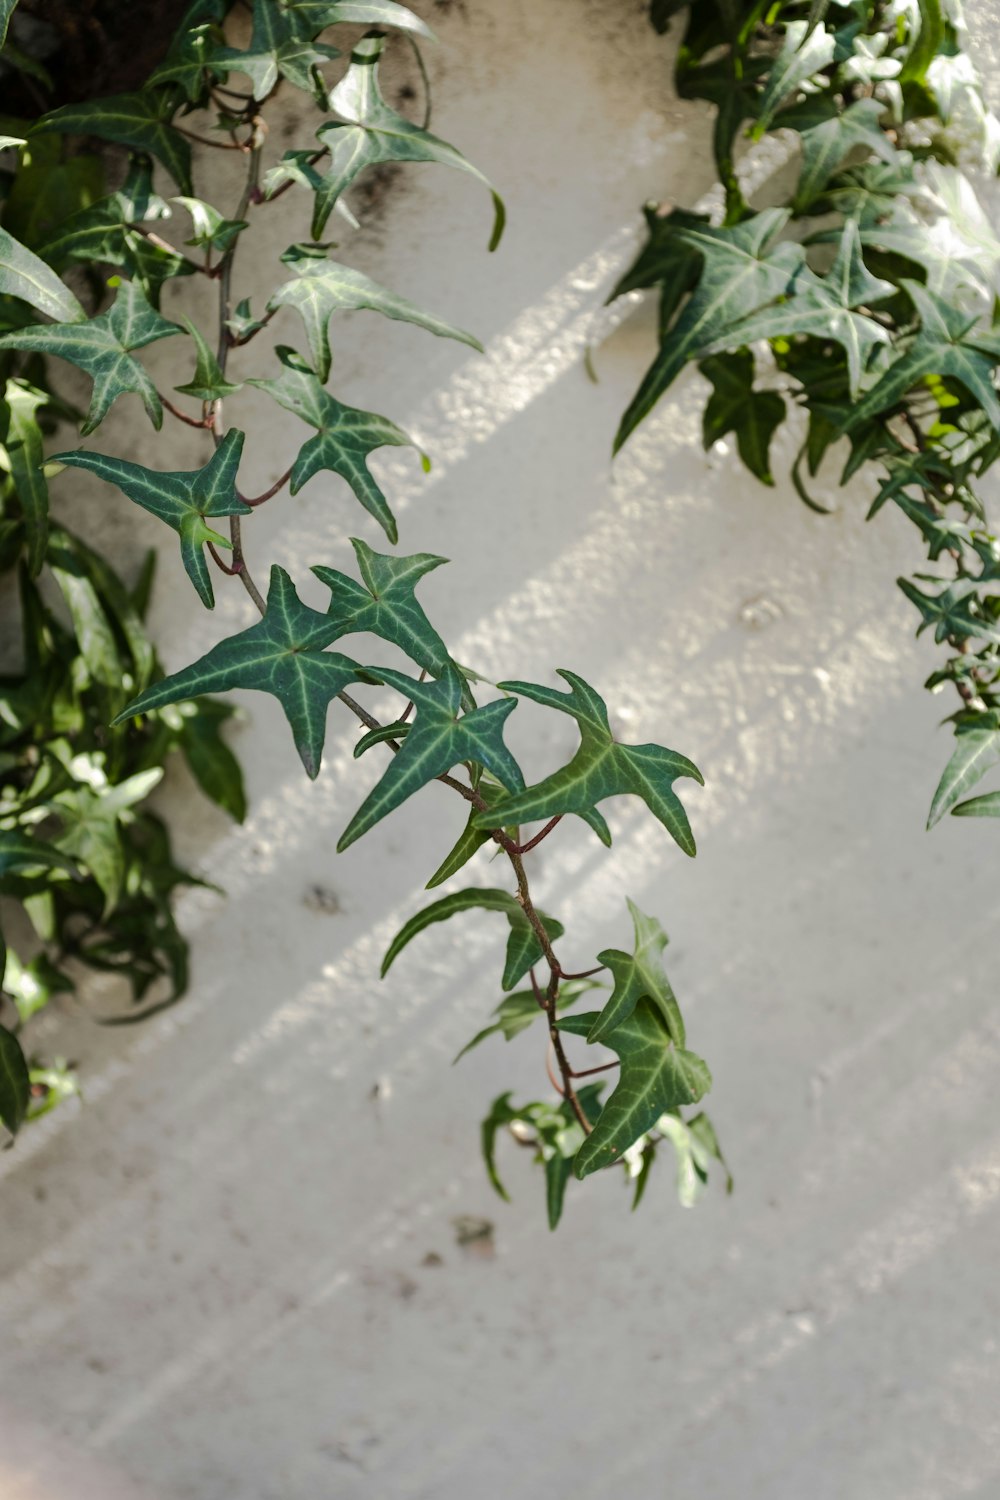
[2,2,1000,1497]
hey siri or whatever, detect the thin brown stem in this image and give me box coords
[160,393,215,429]
[130,223,207,275]
[569,1060,619,1079]
[207,540,239,575]
[241,465,293,507]
[511,814,562,854]
[558,964,605,981]
[174,124,247,150]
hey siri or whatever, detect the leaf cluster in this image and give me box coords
[622,0,1000,829]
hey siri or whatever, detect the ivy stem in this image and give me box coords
[510,814,562,854]
[241,465,293,507]
[130,223,207,275]
[196,100,589,1126]
[569,1060,619,1079]
[558,964,605,981]
[210,110,267,616]
[160,393,215,429]
[174,124,248,150]
[207,541,240,576]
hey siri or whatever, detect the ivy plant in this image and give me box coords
[0,0,727,1227]
[623,0,1000,829]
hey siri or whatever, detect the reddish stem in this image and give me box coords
[207,541,239,575]
[511,814,563,855]
[241,465,293,507]
[160,393,215,429]
[558,964,605,981]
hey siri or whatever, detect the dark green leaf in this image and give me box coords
[2,377,49,574]
[178,698,247,822]
[115,565,362,779]
[789,97,894,210]
[559,1001,712,1179]
[36,93,194,195]
[426,779,507,889]
[480,1091,516,1200]
[340,664,523,849]
[173,317,242,400]
[951,790,1000,817]
[0,280,182,434]
[381,885,562,990]
[0,831,78,878]
[706,220,892,396]
[250,347,420,543]
[589,897,684,1045]
[699,350,785,485]
[53,429,251,608]
[0,1023,30,1136]
[474,670,702,856]
[844,281,1000,434]
[312,535,452,677]
[615,209,803,452]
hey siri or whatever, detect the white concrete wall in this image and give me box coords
[3,2,1000,1496]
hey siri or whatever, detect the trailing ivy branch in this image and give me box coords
[0,0,728,1228]
[623,0,1000,829]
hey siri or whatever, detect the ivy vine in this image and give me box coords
[0,0,728,1227]
[622,0,1000,830]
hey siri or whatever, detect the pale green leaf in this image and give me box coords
[267,242,481,383]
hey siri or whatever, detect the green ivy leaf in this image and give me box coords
[381,885,562,991]
[309,34,504,244]
[0,280,182,434]
[615,209,804,452]
[0,831,78,878]
[148,9,228,102]
[426,779,508,889]
[173,196,248,255]
[338,663,524,850]
[897,575,1000,646]
[283,0,433,39]
[34,156,189,304]
[36,92,194,195]
[267,242,481,384]
[454,979,595,1062]
[927,714,1000,828]
[175,698,247,822]
[706,220,892,396]
[754,18,836,136]
[53,430,251,609]
[698,350,785,485]
[174,317,242,400]
[0,0,20,47]
[114,565,362,779]
[216,0,340,98]
[588,898,684,1045]
[543,1086,604,1228]
[0,225,86,324]
[250,347,421,543]
[473,670,703,856]
[951,790,1000,818]
[312,536,452,677]
[559,1001,712,1179]
[47,533,124,690]
[788,96,895,210]
[0,1023,30,1137]
[2,378,50,574]
[843,281,1000,434]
